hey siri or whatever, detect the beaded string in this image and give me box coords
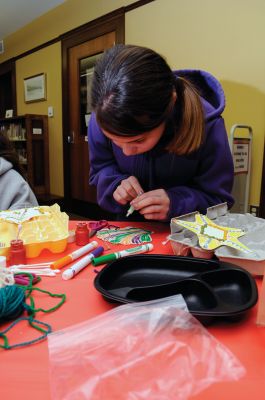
[0,272,66,350]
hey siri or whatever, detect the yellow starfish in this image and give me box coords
[175,214,253,254]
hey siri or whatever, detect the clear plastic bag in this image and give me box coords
[48,295,245,400]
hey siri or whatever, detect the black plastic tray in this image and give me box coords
[94,254,258,323]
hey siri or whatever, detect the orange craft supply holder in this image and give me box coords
[0,204,69,259]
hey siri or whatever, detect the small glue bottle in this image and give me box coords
[9,239,26,266]
[75,222,89,246]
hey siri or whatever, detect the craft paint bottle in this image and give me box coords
[9,239,26,266]
[75,222,89,246]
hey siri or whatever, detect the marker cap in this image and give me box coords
[92,253,116,266]
[62,269,74,280]
[92,246,105,258]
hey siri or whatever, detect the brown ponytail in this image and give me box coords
[166,77,204,155]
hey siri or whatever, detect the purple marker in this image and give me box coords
[62,246,104,280]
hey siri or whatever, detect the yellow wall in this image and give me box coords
[1,0,264,206]
[0,0,135,61]
[16,43,63,195]
[0,0,135,197]
[125,0,265,207]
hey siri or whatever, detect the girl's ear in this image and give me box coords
[172,90,177,102]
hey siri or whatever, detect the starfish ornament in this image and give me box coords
[175,214,253,254]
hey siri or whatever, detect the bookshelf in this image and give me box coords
[0,114,50,196]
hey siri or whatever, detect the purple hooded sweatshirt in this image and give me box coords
[88,69,234,221]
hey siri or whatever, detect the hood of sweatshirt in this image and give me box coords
[0,157,13,176]
[174,69,225,121]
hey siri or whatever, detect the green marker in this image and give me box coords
[126,191,144,217]
[92,243,153,266]
[126,204,135,217]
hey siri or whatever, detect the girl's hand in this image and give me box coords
[131,189,170,220]
[113,176,144,205]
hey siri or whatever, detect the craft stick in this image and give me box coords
[10,267,59,276]
[9,263,52,269]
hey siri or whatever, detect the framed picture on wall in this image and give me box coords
[24,73,46,103]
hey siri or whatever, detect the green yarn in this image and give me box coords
[16,272,66,320]
[0,272,66,349]
[0,317,52,350]
[0,285,25,320]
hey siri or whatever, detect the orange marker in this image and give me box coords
[50,240,98,270]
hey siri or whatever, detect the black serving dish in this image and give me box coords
[94,254,258,324]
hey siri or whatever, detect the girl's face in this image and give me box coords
[102,122,166,156]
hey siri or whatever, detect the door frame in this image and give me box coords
[62,10,125,213]
[0,59,17,118]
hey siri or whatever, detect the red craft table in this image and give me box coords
[1,221,265,400]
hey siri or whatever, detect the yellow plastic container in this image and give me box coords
[0,204,69,259]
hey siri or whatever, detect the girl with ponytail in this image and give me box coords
[88,44,234,221]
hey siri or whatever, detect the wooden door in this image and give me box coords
[68,32,115,205]
[62,11,124,216]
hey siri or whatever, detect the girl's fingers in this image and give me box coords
[126,176,144,197]
[113,186,130,204]
[121,180,139,198]
[113,176,144,205]
[131,189,170,220]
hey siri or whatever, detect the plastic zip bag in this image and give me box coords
[48,295,245,400]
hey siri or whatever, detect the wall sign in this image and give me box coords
[232,139,250,174]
